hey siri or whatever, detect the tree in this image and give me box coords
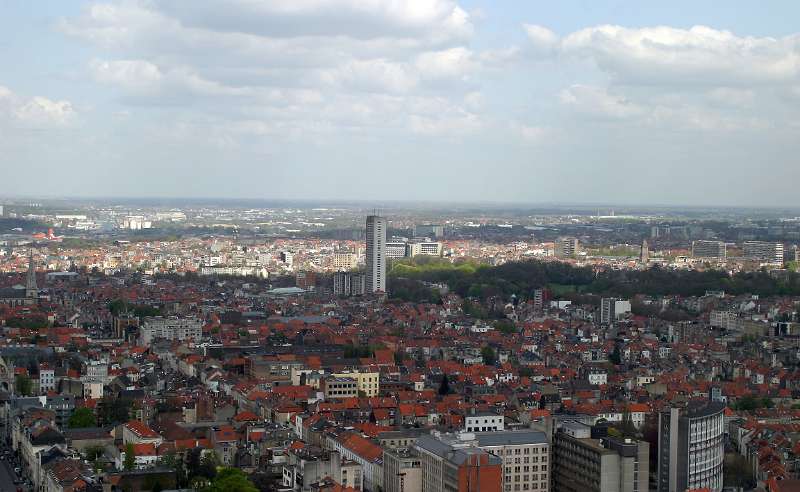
[438,374,450,395]
[724,453,755,488]
[123,443,136,471]
[99,396,133,425]
[186,448,202,479]
[609,345,622,365]
[481,346,497,366]
[204,468,258,492]
[68,407,97,428]
[494,319,517,335]
[14,374,32,396]
[197,452,219,480]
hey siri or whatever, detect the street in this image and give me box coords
[0,458,19,492]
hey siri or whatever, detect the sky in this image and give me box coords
[1,1,799,206]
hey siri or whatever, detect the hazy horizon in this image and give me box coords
[2,1,800,206]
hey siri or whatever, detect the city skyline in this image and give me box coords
[2,1,800,206]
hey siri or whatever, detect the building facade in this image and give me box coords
[553,422,648,492]
[743,241,784,264]
[657,401,725,492]
[691,241,727,260]
[139,316,203,345]
[366,215,387,293]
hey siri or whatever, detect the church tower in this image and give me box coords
[25,253,38,299]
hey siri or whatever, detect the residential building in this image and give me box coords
[333,253,359,271]
[554,238,579,258]
[139,316,202,345]
[334,272,367,297]
[601,298,631,325]
[366,215,387,293]
[691,241,727,260]
[743,241,784,264]
[474,431,550,492]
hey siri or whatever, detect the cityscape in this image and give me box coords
[2,2,800,492]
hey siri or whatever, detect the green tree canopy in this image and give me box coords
[68,407,97,428]
[15,374,32,396]
[123,443,136,471]
[204,468,258,492]
[481,346,497,366]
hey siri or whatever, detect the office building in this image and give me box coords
[386,241,409,259]
[691,241,726,260]
[321,377,359,400]
[414,433,502,492]
[554,237,579,258]
[658,401,725,492]
[383,447,422,492]
[743,241,784,264]
[474,431,550,492]
[366,215,387,293]
[413,224,444,239]
[331,371,380,397]
[408,240,443,257]
[553,421,648,492]
[281,251,294,267]
[464,412,504,432]
[601,298,631,325]
[139,316,203,346]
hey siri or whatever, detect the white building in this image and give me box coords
[407,240,443,257]
[140,316,203,345]
[464,412,505,432]
[600,298,631,324]
[38,364,55,394]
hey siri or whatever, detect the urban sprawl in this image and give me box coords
[0,201,800,492]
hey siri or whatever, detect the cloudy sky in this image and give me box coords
[1,1,799,206]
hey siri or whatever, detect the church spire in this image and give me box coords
[26,252,37,298]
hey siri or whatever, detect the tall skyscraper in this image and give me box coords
[365,215,387,293]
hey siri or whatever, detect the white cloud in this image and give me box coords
[559,85,645,120]
[0,85,76,128]
[61,1,486,138]
[523,24,558,54]
[531,24,800,86]
[156,0,473,43]
[89,59,250,100]
[511,123,558,145]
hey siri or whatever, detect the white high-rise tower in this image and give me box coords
[365,215,386,293]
